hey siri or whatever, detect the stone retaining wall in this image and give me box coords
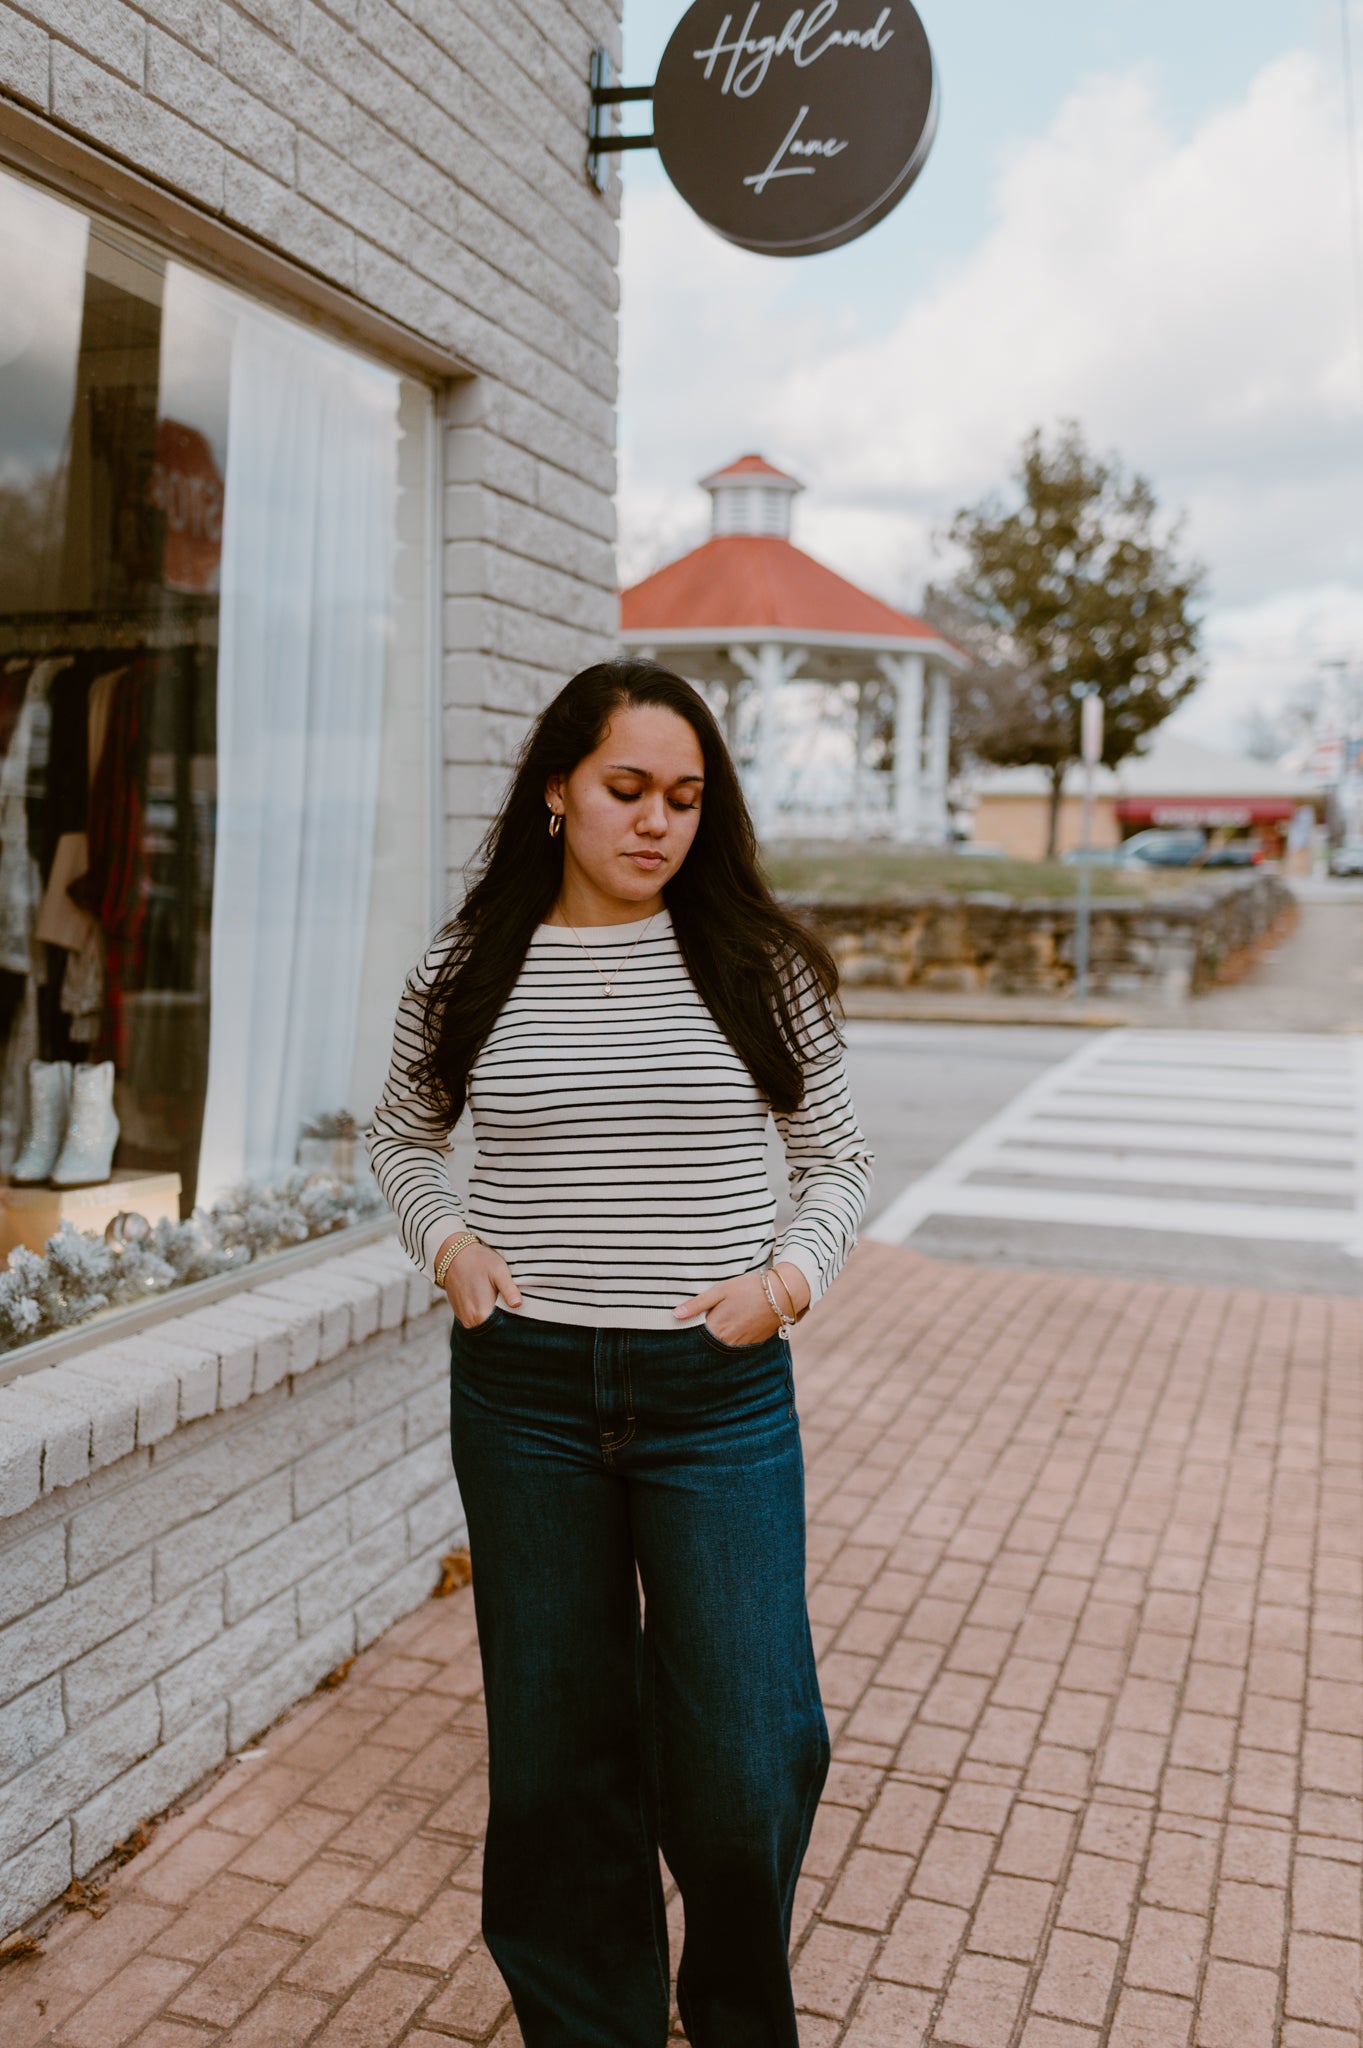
[794,874,1295,1003]
[0,1235,459,1938]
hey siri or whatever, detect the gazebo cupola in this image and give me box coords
[701,454,804,539]
[621,455,965,843]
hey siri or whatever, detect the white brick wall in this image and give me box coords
[0,0,625,894]
[0,0,625,1939]
[0,1237,465,1937]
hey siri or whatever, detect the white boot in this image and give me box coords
[51,1060,120,1187]
[11,1059,73,1183]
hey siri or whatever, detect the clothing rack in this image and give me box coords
[0,605,218,658]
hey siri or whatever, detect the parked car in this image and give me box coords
[1200,842,1263,869]
[1118,829,1209,867]
[1114,829,1262,870]
[1329,838,1363,877]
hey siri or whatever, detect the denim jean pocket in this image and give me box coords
[699,1320,781,1358]
[454,1302,505,1336]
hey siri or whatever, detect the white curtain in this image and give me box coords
[197,305,398,1202]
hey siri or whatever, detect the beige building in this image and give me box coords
[968,735,1319,863]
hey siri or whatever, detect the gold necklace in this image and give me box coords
[564,911,657,997]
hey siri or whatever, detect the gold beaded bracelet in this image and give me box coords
[434,1231,478,1287]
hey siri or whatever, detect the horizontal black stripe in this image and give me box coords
[366,908,875,1326]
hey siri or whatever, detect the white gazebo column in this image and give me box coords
[880,652,925,843]
[925,667,952,841]
[852,679,872,831]
[731,642,803,840]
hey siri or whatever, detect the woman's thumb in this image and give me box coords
[499,1260,523,1307]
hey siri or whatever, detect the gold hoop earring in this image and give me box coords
[548,809,562,838]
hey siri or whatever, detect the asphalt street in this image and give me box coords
[833,1020,1363,1299]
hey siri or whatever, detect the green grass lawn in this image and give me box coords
[760,844,1204,903]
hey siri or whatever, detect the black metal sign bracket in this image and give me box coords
[588,45,656,191]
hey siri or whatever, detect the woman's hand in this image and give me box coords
[438,1235,522,1329]
[673,1262,811,1345]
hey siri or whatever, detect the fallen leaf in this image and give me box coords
[59,1877,108,1917]
[0,1934,43,1970]
[108,1821,156,1871]
[316,1657,355,1693]
[435,1548,472,1597]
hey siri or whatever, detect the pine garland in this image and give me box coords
[0,1168,388,1354]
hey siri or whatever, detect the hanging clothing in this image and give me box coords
[33,661,125,1040]
[86,666,120,792]
[62,921,105,1043]
[0,969,24,1059]
[0,661,31,765]
[0,973,38,1177]
[38,660,91,880]
[68,660,148,1068]
[0,659,64,978]
[35,829,96,951]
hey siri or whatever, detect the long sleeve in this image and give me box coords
[770,962,875,1305]
[364,939,470,1284]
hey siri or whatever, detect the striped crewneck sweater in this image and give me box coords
[365,904,875,1331]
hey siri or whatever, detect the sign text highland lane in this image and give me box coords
[653,0,937,255]
[691,4,896,97]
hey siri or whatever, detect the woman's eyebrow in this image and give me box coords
[607,764,704,783]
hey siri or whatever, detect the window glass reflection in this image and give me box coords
[0,164,430,1286]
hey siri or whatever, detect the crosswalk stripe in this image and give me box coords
[989,1145,1358,1196]
[1069,1070,1353,1107]
[866,1028,1363,1257]
[1040,1095,1346,1133]
[918,1184,1359,1244]
[1024,1118,1355,1161]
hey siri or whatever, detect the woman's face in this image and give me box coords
[547,703,706,909]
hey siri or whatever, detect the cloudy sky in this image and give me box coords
[615,0,1363,748]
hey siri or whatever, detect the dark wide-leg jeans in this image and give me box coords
[448,1305,830,2048]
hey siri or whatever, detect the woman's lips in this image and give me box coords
[625,852,663,867]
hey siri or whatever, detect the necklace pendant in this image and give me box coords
[602,984,613,997]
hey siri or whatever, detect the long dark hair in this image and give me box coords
[408,660,842,1126]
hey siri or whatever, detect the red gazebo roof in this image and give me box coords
[699,453,802,487]
[620,534,940,643]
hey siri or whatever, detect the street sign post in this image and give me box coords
[1074,691,1103,1009]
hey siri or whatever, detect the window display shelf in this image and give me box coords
[0,1167,181,1260]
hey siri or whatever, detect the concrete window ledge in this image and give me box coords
[0,1231,464,1939]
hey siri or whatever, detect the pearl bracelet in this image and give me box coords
[761,1270,797,1338]
[769,1265,800,1320]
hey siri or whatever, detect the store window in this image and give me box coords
[0,164,433,1326]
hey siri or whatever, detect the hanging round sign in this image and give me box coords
[652,1,938,257]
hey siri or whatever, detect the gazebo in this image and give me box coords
[620,455,966,842]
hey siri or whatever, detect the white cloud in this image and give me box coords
[618,44,1363,743]
[1172,583,1363,746]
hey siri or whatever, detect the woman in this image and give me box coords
[367,660,874,2048]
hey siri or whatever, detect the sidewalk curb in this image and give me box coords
[840,993,1132,1028]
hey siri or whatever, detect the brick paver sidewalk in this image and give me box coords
[2,1242,1360,2047]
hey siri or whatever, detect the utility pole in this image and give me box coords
[1320,657,1363,842]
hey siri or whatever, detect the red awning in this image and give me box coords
[1116,797,1301,829]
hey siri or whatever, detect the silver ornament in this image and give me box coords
[104,1210,152,1250]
